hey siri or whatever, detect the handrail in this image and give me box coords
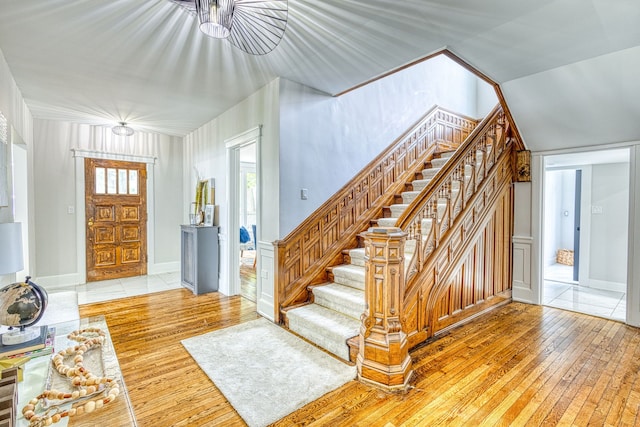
[274,106,479,321]
[396,104,508,283]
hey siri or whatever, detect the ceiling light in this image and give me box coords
[112,122,134,137]
[196,0,233,39]
[194,0,288,55]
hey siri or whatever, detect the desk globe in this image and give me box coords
[0,277,48,345]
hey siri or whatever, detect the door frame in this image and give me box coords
[534,145,633,323]
[84,157,148,281]
[225,126,262,298]
[72,150,156,284]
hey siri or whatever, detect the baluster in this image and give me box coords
[438,182,451,235]
[413,219,422,273]
[479,136,487,182]
[453,165,463,218]
[464,152,473,202]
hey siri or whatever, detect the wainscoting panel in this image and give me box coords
[512,235,534,303]
[258,241,275,321]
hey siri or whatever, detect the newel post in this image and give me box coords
[357,227,413,391]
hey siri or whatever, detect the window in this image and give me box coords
[95,167,140,195]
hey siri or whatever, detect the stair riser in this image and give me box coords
[431,158,449,168]
[377,218,397,227]
[349,256,366,267]
[389,204,408,217]
[331,267,365,290]
[348,249,366,267]
[286,307,360,362]
[332,274,365,290]
[401,192,420,204]
[422,168,440,179]
[412,179,430,191]
[287,315,355,362]
[314,293,365,320]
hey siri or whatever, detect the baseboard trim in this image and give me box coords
[586,279,626,294]
[148,262,180,275]
[34,273,84,289]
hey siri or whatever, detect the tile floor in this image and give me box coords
[53,272,183,305]
[543,263,626,322]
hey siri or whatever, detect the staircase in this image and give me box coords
[285,150,465,362]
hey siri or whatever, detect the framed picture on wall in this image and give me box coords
[204,204,214,226]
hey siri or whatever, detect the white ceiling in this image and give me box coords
[0,0,639,149]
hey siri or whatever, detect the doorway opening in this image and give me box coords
[225,126,261,301]
[542,148,630,321]
[239,145,257,302]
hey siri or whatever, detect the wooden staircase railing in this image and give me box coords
[397,104,507,281]
[397,104,515,340]
[274,106,479,322]
[357,105,517,389]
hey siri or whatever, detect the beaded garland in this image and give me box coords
[21,327,120,427]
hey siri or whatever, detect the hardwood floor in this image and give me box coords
[240,253,257,303]
[79,291,640,426]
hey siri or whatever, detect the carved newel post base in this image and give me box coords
[357,227,413,391]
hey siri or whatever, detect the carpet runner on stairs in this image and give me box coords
[285,149,475,362]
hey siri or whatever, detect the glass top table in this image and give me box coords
[15,315,136,427]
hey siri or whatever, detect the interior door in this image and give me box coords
[85,158,147,282]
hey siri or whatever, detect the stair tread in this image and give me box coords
[313,283,365,319]
[288,304,361,334]
[377,218,398,226]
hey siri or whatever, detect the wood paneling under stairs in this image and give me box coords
[80,291,640,426]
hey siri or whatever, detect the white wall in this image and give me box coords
[543,171,562,266]
[0,50,32,149]
[278,55,496,237]
[589,163,629,286]
[31,120,183,284]
[543,169,575,266]
[0,48,33,286]
[182,79,280,302]
[476,80,498,118]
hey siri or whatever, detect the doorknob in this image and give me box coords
[88,217,94,227]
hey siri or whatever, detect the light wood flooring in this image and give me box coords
[79,291,640,426]
[240,255,257,303]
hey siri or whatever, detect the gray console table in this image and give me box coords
[180,225,219,294]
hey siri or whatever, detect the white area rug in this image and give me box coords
[181,317,356,427]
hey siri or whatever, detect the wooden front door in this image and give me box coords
[85,158,147,282]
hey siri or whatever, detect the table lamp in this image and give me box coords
[0,222,24,276]
[0,222,48,346]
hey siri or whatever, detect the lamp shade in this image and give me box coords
[112,122,134,137]
[0,222,24,275]
[196,0,233,39]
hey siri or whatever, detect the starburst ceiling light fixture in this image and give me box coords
[194,0,288,55]
[112,122,134,137]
